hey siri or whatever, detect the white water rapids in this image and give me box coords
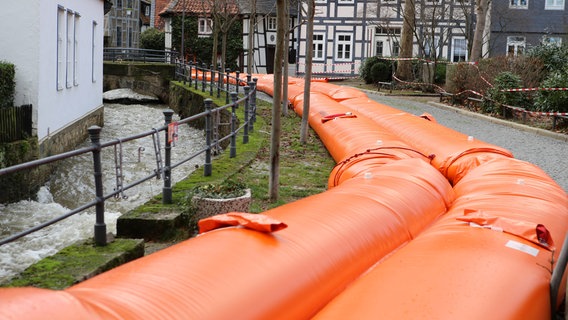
[0,101,205,284]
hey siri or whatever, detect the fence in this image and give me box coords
[0,66,258,248]
[103,48,179,63]
[0,104,33,143]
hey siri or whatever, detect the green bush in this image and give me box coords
[434,62,446,85]
[534,68,568,112]
[485,71,526,113]
[140,28,165,51]
[360,56,380,84]
[0,61,15,108]
[359,57,393,84]
[527,43,568,75]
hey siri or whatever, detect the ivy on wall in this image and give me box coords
[0,61,15,109]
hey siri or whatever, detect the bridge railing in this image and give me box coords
[0,78,257,247]
[103,48,179,63]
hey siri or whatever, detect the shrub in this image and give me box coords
[434,62,446,85]
[485,71,526,113]
[360,57,394,84]
[0,61,15,108]
[527,43,568,75]
[370,60,392,83]
[360,56,380,84]
[534,68,568,112]
[140,28,165,51]
[191,180,248,199]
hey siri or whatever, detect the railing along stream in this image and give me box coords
[0,67,258,247]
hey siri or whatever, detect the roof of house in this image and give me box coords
[238,0,297,17]
[155,0,171,29]
[160,0,239,16]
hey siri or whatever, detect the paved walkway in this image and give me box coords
[365,92,568,192]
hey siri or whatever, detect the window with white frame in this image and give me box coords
[376,41,384,56]
[73,13,80,86]
[543,36,562,46]
[392,41,400,56]
[338,0,354,4]
[545,0,564,9]
[313,33,325,60]
[507,36,526,56]
[57,6,66,90]
[92,21,97,83]
[198,18,212,35]
[451,37,467,62]
[510,0,528,8]
[267,17,277,31]
[424,36,439,59]
[315,0,327,3]
[335,33,352,61]
[66,10,73,88]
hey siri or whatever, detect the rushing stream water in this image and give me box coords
[0,101,205,284]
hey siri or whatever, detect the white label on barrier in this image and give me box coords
[505,240,539,257]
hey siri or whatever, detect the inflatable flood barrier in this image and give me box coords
[1,75,567,320]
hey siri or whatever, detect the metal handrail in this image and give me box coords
[0,74,258,247]
[103,48,179,63]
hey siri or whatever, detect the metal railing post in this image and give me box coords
[249,79,258,132]
[243,85,250,144]
[217,67,222,98]
[201,63,206,92]
[226,68,231,104]
[235,71,240,95]
[210,64,215,96]
[230,92,238,158]
[195,63,199,90]
[162,109,174,204]
[188,63,193,86]
[204,99,213,176]
[247,73,252,84]
[89,126,107,246]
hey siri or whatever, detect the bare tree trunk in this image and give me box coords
[300,0,315,144]
[471,0,490,62]
[397,0,415,80]
[282,2,290,116]
[212,23,220,69]
[247,0,256,74]
[221,32,228,72]
[269,0,286,201]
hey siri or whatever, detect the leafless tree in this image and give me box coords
[470,0,490,62]
[397,0,415,80]
[300,0,315,144]
[269,0,287,201]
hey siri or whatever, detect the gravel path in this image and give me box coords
[364,92,568,192]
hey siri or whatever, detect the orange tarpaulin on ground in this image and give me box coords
[0,74,566,320]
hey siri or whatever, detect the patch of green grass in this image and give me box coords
[3,239,144,289]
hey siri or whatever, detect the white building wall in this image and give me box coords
[0,0,104,141]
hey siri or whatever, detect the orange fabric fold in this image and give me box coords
[198,212,288,234]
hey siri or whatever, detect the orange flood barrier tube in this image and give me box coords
[1,75,567,320]
[0,159,453,319]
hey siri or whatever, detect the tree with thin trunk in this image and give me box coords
[269,0,287,201]
[397,0,415,81]
[247,0,257,74]
[282,3,290,116]
[471,0,490,62]
[300,0,314,144]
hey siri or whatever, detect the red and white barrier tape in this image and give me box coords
[501,87,568,92]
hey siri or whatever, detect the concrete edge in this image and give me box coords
[427,101,568,143]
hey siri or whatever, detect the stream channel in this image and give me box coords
[0,91,205,283]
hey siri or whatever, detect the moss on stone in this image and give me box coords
[3,238,144,290]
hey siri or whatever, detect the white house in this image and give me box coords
[295,0,475,78]
[0,0,107,154]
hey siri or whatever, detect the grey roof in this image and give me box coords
[238,0,298,16]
